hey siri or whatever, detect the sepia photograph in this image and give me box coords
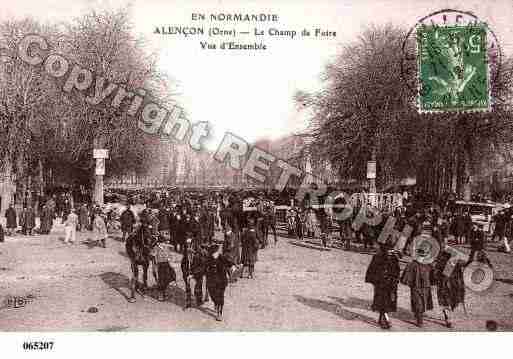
[1,0,513,356]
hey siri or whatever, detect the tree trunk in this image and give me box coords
[0,157,16,219]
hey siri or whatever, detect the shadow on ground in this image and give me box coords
[99,271,132,301]
[329,296,446,327]
[295,294,446,329]
[198,305,217,319]
[143,283,187,309]
[294,294,381,328]
[81,238,102,249]
[111,236,124,243]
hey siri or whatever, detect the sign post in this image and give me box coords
[367,157,377,207]
[93,149,109,206]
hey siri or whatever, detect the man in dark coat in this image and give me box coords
[455,212,467,245]
[256,215,266,248]
[0,223,4,242]
[201,207,215,244]
[62,199,71,222]
[5,204,17,236]
[493,210,510,252]
[168,208,177,247]
[205,244,235,321]
[148,209,160,237]
[463,211,473,244]
[294,209,304,241]
[223,222,241,280]
[365,242,401,329]
[120,207,136,242]
[89,203,98,231]
[39,204,49,234]
[241,218,259,279]
[180,237,206,308]
[220,204,231,232]
[174,210,189,253]
[158,206,170,233]
[78,204,89,232]
[466,223,493,268]
[263,206,277,245]
[190,213,203,248]
[401,248,434,327]
[19,206,27,235]
[47,196,56,220]
[25,205,36,235]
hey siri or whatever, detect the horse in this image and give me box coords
[125,224,157,302]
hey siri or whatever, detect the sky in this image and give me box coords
[2,0,513,149]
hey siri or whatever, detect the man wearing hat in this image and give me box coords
[467,223,493,268]
[120,205,136,242]
[205,243,235,321]
[493,209,511,252]
[180,236,206,308]
[223,222,241,280]
[400,244,434,327]
[241,218,259,279]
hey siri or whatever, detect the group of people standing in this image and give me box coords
[121,193,277,322]
[365,240,466,330]
[286,206,332,247]
[2,192,99,237]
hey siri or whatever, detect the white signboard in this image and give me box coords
[367,161,376,179]
[93,149,109,159]
[95,158,105,176]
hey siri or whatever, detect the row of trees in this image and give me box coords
[296,24,513,200]
[0,7,177,203]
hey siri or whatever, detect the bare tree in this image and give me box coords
[297,24,513,199]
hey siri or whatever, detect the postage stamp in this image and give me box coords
[416,24,490,112]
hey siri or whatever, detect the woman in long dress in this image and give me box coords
[434,248,465,328]
[400,248,434,327]
[365,242,401,329]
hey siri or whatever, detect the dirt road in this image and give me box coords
[1,226,513,331]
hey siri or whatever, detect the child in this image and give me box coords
[64,209,79,244]
[151,241,176,301]
[93,211,108,248]
[365,242,401,329]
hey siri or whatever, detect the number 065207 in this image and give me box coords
[22,341,54,350]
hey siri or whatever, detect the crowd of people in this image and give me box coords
[116,190,278,321]
[360,200,507,330]
[0,186,507,328]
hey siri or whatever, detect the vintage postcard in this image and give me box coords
[1,0,513,356]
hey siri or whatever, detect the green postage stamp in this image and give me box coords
[416,24,489,113]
